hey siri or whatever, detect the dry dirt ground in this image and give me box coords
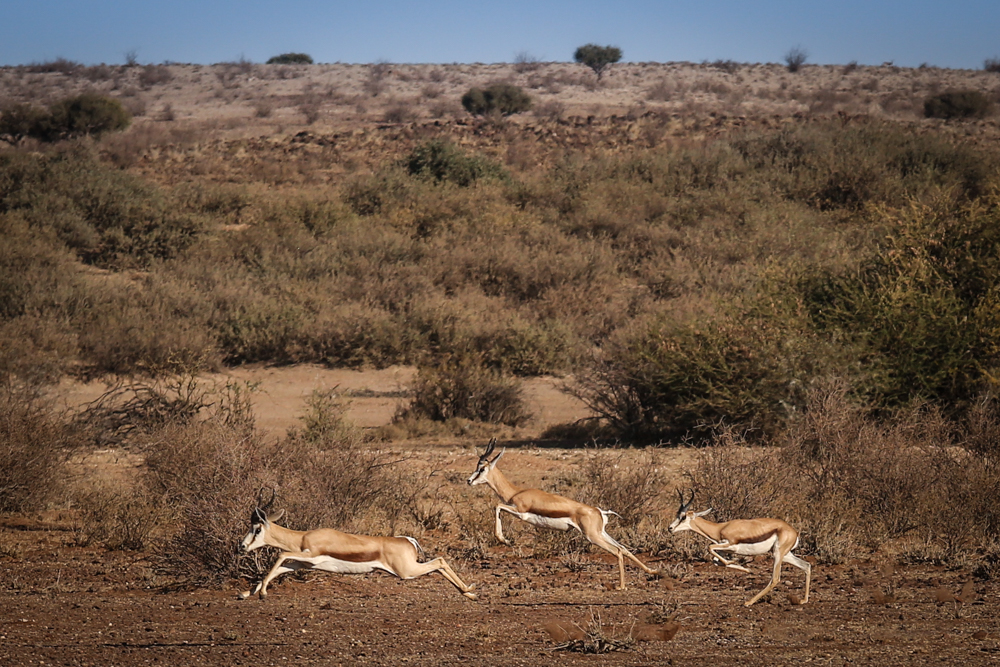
[1,513,997,667]
[3,367,999,666]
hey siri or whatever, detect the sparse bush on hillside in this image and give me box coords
[0,103,49,144]
[26,57,81,74]
[42,93,132,141]
[573,44,622,80]
[924,90,993,119]
[984,57,1000,73]
[461,83,532,116]
[785,46,808,73]
[0,95,132,143]
[405,140,508,185]
[513,51,542,73]
[267,53,313,65]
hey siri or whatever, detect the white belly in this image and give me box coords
[717,535,778,556]
[515,511,578,532]
[307,556,384,575]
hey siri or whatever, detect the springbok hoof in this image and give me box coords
[238,591,250,600]
[464,592,478,600]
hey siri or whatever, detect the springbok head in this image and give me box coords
[668,489,712,534]
[467,438,505,486]
[240,487,285,552]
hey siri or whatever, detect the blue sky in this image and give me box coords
[2,0,998,70]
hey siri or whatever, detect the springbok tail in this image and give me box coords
[397,535,426,560]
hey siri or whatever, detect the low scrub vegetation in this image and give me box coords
[0,93,131,143]
[687,381,1000,566]
[923,90,993,119]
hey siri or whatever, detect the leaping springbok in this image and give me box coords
[239,489,477,600]
[467,438,659,590]
[669,489,811,606]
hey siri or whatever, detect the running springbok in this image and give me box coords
[467,438,659,590]
[669,489,811,606]
[239,489,477,600]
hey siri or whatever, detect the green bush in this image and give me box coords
[405,140,507,186]
[1,95,131,143]
[572,312,817,441]
[0,149,202,269]
[801,197,1000,412]
[923,90,993,119]
[573,44,622,80]
[0,104,49,143]
[266,52,313,65]
[461,83,532,116]
[40,93,132,141]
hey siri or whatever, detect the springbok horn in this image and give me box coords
[261,487,277,511]
[482,438,497,460]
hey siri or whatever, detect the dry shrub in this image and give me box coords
[687,380,1000,565]
[577,449,667,526]
[0,384,82,512]
[76,484,173,550]
[74,375,211,448]
[399,354,531,427]
[143,386,424,583]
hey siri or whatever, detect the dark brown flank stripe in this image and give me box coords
[327,550,381,563]
[738,529,778,544]
[531,508,574,519]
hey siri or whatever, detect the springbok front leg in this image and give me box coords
[494,505,518,545]
[708,543,752,573]
[241,552,316,600]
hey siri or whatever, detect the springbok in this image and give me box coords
[238,489,477,600]
[467,438,658,590]
[669,489,811,606]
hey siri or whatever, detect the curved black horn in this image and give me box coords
[677,488,694,513]
[257,486,276,511]
[481,438,497,461]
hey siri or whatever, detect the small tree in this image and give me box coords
[461,83,532,116]
[574,44,622,80]
[42,93,132,140]
[785,46,808,72]
[984,57,1000,73]
[267,53,314,65]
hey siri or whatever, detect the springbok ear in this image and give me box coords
[267,508,285,524]
[693,508,713,518]
[491,447,506,464]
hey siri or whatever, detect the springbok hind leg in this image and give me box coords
[783,551,811,604]
[395,557,478,600]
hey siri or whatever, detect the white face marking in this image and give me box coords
[669,513,692,534]
[467,461,490,485]
[241,522,267,552]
